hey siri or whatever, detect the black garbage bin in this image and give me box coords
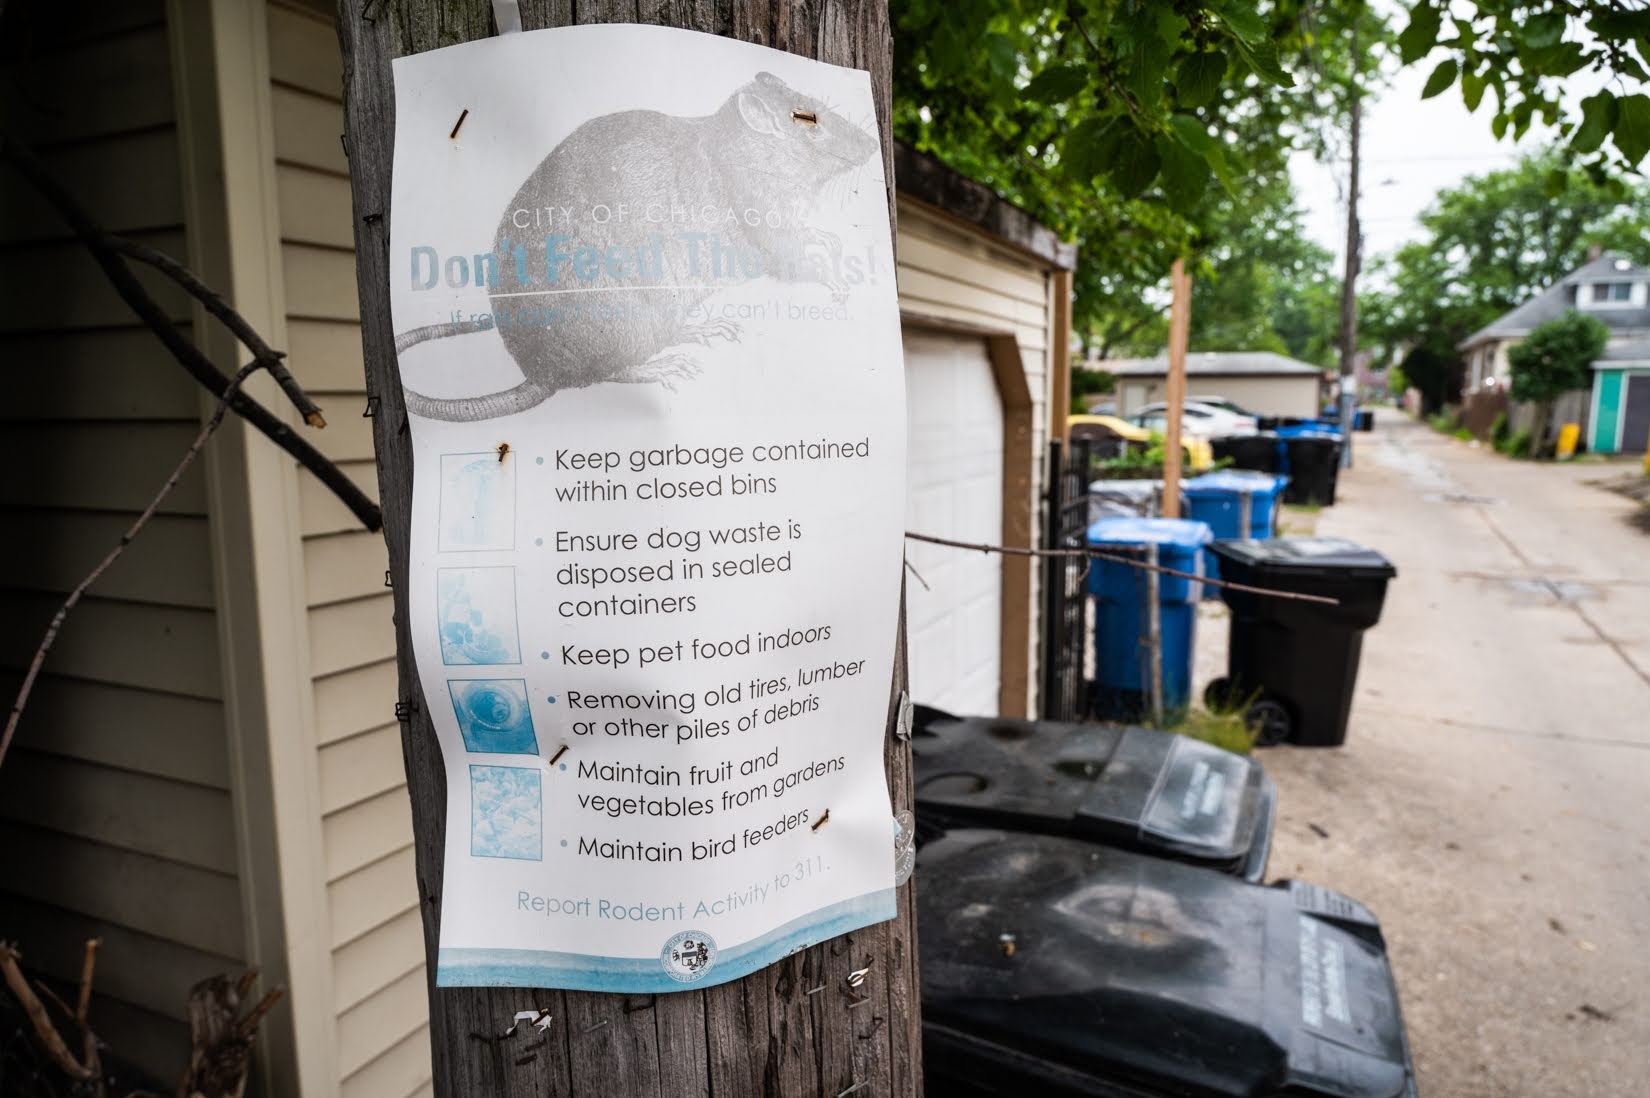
[912,706,1276,882]
[1207,537,1397,747]
[1279,432,1343,505]
[1211,431,1281,472]
[920,829,1419,1098]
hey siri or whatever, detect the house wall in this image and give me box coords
[893,197,1055,718]
[263,4,433,1096]
[1118,375,1320,418]
[0,0,249,1083]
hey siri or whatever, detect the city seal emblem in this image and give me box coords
[661,930,718,983]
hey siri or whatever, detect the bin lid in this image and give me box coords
[1211,536,1397,579]
[1183,470,1289,497]
[919,830,1416,1098]
[1278,423,1343,439]
[1086,516,1212,548]
[1087,479,1162,501]
[911,709,1273,871]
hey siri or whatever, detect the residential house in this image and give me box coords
[1458,252,1650,448]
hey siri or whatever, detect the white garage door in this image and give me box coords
[904,330,1004,716]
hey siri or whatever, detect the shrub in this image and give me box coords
[1490,411,1511,446]
[1506,430,1533,458]
[1428,411,1457,433]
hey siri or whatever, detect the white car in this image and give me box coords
[1132,400,1259,437]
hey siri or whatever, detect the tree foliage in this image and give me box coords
[1507,310,1608,404]
[1401,0,1650,174]
[891,0,1374,358]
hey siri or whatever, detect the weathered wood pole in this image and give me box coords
[335,3,917,1095]
[1160,257,1191,517]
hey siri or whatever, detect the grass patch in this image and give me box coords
[1171,706,1258,755]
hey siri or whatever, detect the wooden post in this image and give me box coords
[335,5,919,1096]
[1160,258,1192,518]
[1337,15,1362,467]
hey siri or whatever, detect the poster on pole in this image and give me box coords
[388,24,905,993]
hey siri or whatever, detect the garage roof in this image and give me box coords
[1096,351,1326,378]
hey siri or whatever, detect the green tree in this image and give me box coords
[1507,310,1608,452]
[1399,0,1650,175]
[890,0,1385,353]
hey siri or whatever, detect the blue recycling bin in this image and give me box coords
[1183,470,1290,598]
[1086,517,1213,720]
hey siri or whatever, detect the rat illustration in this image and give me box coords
[397,71,881,423]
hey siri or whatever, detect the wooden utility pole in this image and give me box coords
[1160,258,1192,517]
[1337,17,1362,467]
[335,5,918,1096]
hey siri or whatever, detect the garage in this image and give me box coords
[904,330,1005,715]
[893,144,1076,718]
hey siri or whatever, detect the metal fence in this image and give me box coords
[1039,438,1092,721]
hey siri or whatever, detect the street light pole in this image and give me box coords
[1337,17,1362,467]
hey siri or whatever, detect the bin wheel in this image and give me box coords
[1245,698,1292,747]
[1204,677,1237,711]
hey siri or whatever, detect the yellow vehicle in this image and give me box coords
[1066,414,1214,471]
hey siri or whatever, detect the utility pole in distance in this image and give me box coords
[1337,15,1362,467]
[335,4,918,1096]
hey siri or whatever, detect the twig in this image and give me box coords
[75,937,101,1026]
[903,531,1340,606]
[107,237,325,428]
[1,362,263,772]
[0,132,380,532]
[0,943,94,1082]
[233,988,286,1043]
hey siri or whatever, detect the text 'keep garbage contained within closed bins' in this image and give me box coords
[1086,517,1212,719]
[1207,537,1397,747]
[919,830,1419,1098]
[911,706,1277,881]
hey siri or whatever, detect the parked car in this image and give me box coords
[1188,395,1257,416]
[1068,414,1214,470]
[1132,400,1259,437]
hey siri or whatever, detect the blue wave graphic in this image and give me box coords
[437,888,895,992]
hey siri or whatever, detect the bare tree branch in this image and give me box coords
[0,131,380,531]
[0,942,95,1082]
[1,362,264,772]
[108,237,326,428]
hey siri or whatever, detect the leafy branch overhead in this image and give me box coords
[1406,0,1650,172]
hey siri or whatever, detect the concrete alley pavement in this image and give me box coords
[1223,412,1650,1096]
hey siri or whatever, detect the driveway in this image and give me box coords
[1197,411,1650,1097]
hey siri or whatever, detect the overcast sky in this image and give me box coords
[1289,47,1620,272]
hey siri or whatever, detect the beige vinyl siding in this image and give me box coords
[0,0,243,1083]
[267,3,430,1093]
[895,199,1053,716]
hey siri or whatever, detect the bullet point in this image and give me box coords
[559,762,567,771]
[535,537,543,546]
[546,695,557,704]
[560,839,568,847]
[535,456,544,465]
[540,650,550,660]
